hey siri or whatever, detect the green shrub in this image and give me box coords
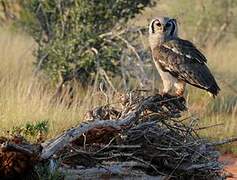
[11,120,49,141]
[19,0,155,85]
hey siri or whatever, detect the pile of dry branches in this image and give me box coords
[41,92,225,179]
[0,92,233,179]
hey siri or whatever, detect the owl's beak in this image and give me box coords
[162,26,166,32]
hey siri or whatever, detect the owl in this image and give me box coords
[148,17,220,97]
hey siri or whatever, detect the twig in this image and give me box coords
[167,156,186,179]
[107,145,141,149]
[99,68,117,93]
[114,34,149,87]
[195,123,224,131]
[33,53,49,76]
[94,137,116,155]
[207,137,237,146]
[82,133,86,150]
[94,153,134,160]
[130,156,168,176]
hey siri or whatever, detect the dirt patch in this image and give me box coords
[220,154,237,179]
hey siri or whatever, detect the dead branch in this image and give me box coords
[59,162,164,179]
[207,137,237,146]
[1,142,34,156]
[195,123,224,131]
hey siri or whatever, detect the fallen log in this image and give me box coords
[0,137,41,179]
[59,162,164,180]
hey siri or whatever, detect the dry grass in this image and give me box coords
[0,28,109,138]
[0,24,236,151]
[189,41,237,139]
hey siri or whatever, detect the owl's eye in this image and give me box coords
[166,22,171,27]
[156,22,161,27]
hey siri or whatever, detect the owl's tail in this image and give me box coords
[207,83,221,98]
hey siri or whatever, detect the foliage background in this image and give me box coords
[18,0,155,85]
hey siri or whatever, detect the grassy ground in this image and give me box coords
[0,28,109,139]
[183,42,237,152]
[0,24,236,151]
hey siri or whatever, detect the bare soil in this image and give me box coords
[220,154,237,179]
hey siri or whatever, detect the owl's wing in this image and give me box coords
[153,38,220,96]
[163,38,207,63]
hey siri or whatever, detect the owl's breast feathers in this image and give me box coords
[152,38,220,96]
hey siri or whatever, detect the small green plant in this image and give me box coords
[11,120,49,141]
[35,162,64,180]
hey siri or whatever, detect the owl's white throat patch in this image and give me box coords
[149,34,164,50]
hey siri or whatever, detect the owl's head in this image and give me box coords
[149,17,178,48]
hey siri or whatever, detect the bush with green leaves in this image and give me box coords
[11,120,48,141]
[19,0,155,85]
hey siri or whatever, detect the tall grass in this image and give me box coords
[185,41,237,146]
[0,28,109,138]
[0,26,236,149]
